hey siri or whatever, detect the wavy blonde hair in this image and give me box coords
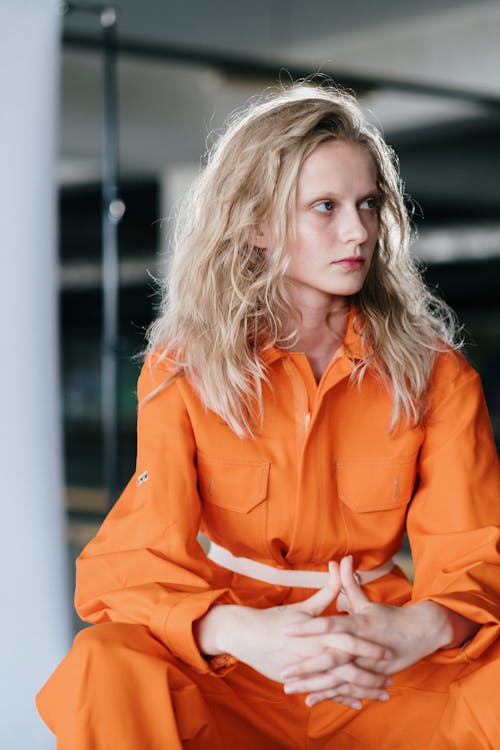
[147,82,459,436]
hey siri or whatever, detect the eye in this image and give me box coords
[359,196,378,211]
[314,200,334,213]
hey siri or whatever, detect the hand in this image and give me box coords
[196,561,392,710]
[282,556,455,706]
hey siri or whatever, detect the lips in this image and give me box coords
[333,257,365,270]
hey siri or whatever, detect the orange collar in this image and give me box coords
[261,305,365,366]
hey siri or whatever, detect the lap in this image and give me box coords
[37,622,500,750]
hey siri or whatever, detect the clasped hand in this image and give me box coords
[225,557,444,709]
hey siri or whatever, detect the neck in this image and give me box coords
[282,293,351,381]
[286,290,349,343]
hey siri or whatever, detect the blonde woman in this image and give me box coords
[38,84,500,748]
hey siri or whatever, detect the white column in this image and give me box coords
[0,2,70,748]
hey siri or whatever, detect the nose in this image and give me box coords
[337,206,368,246]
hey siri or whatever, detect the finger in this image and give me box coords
[322,633,391,661]
[306,692,362,710]
[284,663,387,695]
[284,616,394,663]
[284,670,346,695]
[339,556,370,613]
[300,562,341,617]
[284,614,339,637]
[282,639,388,681]
[336,590,352,615]
[300,585,337,619]
[306,683,390,705]
[328,559,341,583]
[282,635,390,680]
[354,656,395,675]
[281,650,352,680]
[333,663,390,688]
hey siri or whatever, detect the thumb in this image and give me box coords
[337,555,370,614]
[299,561,341,617]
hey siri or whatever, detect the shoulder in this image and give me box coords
[137,348,185,403]
[429,348,479,390]
[426,348,484,419]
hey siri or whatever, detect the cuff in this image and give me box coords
[150,588,239,674]
[423,593,500,664]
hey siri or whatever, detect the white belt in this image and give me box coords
[207,541,394,589]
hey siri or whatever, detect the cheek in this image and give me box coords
[366,218,379,250]
[286,226,315,260]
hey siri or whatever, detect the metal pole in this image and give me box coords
[60,2,124,507]
[100,6,125,507]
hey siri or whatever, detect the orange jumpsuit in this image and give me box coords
[37,314,500,749]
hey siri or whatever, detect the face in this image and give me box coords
[282,139,379,309]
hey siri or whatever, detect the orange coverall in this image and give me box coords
[37,316,500,749]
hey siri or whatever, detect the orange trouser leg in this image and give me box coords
[307,645,500,750]
[36,622,309,750]
[428,639,500,750]
[37,622,500,750]
[37,622,222,749]
[306,658,452,750]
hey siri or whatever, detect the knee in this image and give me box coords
[37,623,149,731]
[72,621,163,662]
[74,621,143,646]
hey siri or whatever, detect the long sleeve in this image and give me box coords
[406,354,500,663]
[75,358,239,673]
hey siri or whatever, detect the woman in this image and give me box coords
[37,83,500,748]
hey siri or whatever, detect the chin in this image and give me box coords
[328,282,365,296]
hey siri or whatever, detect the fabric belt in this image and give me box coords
[207,540,395,589]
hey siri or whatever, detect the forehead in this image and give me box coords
[297,139,377,195]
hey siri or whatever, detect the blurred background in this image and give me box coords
[2,1,499,747]
[61,0,500,585]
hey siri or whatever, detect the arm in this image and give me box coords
[406,355,500,662]
[281,556,480,706]
[76,358,390,687]
[280,354,500,702]
[75,358,240,674]
[194,564,393,708]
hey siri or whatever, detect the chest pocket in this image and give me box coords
[197,453,270,511]
[336,458,417,512]
[197,453,271,550]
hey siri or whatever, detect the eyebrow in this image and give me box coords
[304,187,380,203]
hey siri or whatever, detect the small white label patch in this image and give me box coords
[137,470,149,486]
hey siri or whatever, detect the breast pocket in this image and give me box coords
[197,453,271,550]
[336,458,417,513]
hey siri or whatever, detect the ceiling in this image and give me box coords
[60,0,500,257]
[62,0,500,97]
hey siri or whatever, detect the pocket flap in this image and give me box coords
[336,458,416,512]
[197,453,270,513]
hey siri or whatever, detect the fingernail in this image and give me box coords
[378,692,389,701]
[284,684,297,694]
[352,700,362,710]
[305,695,317,707]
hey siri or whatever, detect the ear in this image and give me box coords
[252,219,273,249]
